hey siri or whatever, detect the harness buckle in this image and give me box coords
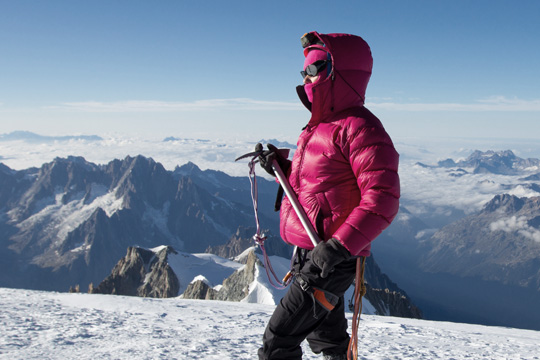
[297,276,311,292]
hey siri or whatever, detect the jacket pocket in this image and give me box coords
[314,192,331,240]
[315,209,325,240]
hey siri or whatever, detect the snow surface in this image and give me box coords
[162,251,243,296]
[1,287,539,360]
[155,246,292,305]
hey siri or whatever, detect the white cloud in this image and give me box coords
[0,135,259,177]
[489,216,528,232]
[45,98,303,113]
[40,96,540,114]
[366,96,540,112]
[507,185,540,198]
[489,216,540,242]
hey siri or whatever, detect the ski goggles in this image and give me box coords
[300,60,329,79]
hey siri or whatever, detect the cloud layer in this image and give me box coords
[2,133,540,221]
[367,96,540,112]
[45,98,303,113]
[30,96,540,114]
[490,216,540,242]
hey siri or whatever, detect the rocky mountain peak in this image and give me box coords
[91,246,180,298]
[174,161,202,177]
[482,194,526,214]
[111,155,176,210]
[0,162,14,175]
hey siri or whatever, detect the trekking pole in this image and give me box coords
[271,160,320,248]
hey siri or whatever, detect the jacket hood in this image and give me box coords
[297,32,373,126]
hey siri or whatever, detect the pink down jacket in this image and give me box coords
[280,32,400,257]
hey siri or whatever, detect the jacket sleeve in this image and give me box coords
[332,120,400,256]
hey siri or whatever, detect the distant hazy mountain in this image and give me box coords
[373,150,540,330]
[256,139,297,150]
[0,130,102,142]
[434,149,540,175]
[421,194,540,288]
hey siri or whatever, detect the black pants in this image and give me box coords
[258,251,357,359]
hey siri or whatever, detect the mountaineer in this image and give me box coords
[257,31,400,360]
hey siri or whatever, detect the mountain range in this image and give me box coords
[0,155,278,292]
[2,148,540,329]
[0,154,420,320]
[373,149,540,330]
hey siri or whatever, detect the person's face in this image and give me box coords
[303,74,320,85]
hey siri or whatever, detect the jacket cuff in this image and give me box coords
[333,226,371,256]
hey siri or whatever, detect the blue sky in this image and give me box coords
[1,0,539,142]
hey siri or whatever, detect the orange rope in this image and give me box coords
[347,257,366,360]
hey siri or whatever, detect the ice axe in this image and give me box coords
[235,144,320,285]
[270,158,320,248]
[235,144,320,248]
[270,157,321,284]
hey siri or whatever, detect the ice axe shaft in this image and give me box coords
[271,160,320,248]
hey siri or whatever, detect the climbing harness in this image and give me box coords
[296,275,339,320]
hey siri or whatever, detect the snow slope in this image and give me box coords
[162,250,244,296]
[1,288,539,360]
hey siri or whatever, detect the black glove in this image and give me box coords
[256,143,291,176]
[310,238,351,278]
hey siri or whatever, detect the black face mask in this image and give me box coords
[296,85,312,112]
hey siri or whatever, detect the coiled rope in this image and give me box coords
[247,157,294,290]
[347,256,367,360]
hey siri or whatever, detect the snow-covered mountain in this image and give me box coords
[0,155,280,292]
[1,153,419,320]
[1,287,539,360]
[87,243,422,319]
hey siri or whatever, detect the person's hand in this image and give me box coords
[256,143,290,176]
[310,238,351,278]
